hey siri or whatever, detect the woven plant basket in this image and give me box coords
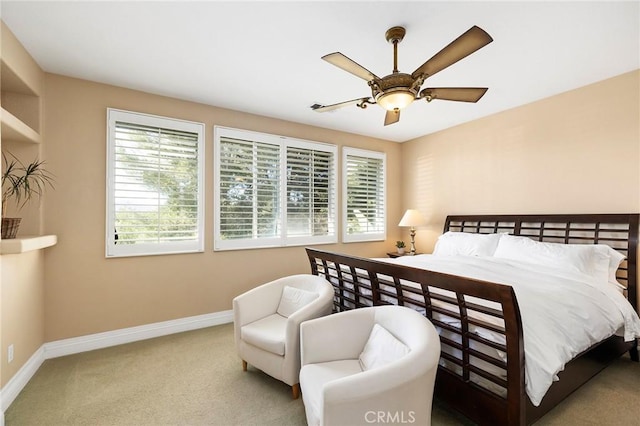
[1,218,21,239]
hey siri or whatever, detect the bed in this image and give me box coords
[305,213,639,425]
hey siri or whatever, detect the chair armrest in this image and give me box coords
[286,280,333,322]
[300,309,375,365]
[278,288,332,377]
[287,296,330,327]
[284,275,333,335]
[233,281,282,328]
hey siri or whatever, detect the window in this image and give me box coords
[343,147,386,242]
[214,126,337,250]
[106,109,205,257]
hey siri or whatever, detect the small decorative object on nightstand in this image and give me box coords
[398,209,426,255]
[395,240,406,254]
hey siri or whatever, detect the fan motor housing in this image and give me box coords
[371,73,418,99]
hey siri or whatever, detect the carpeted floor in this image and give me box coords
[5,323,640,425]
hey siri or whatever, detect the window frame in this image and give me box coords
[342,147,387,243]
[105,108,205,258]
[214,126,337,251]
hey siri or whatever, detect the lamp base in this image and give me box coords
[409,227,416,255]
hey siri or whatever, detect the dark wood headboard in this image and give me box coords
[444,213,639,311]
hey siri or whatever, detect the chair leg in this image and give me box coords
[242,360,247,371]
[292,383,300,399]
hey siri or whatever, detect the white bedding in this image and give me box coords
[377,254,640,406]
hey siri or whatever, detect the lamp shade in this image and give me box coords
[398,209,426,227]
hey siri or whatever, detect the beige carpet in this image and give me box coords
[5,323,640,425]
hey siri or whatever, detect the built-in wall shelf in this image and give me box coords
[1,235,57,254]
[1,107,41,144]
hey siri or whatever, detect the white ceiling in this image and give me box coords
[1,1,638,142]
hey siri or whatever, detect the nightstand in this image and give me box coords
[386,252,421,258]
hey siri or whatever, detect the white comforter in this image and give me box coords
[379,254,640,406]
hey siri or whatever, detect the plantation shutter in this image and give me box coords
[106,109,204,257]
[286,145,335,239]
[343,147,386,242]
[218,137,281,242]
[214,127,337,250]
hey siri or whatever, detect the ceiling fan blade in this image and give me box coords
[421,87,488,103]
[310,97,371,112]
[384,109,400,126]
[322,52,380,82]
[411,26,493,80]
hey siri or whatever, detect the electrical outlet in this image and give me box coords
[8,344,14,363]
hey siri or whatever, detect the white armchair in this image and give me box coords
[233,274,334,399]
[299,305,441,426]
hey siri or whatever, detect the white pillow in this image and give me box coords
[433,231,502,257]
[493,234,610,284]
[358,324,409,371]
[276,286,319,318]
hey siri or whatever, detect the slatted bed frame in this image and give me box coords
[306,214,639,426]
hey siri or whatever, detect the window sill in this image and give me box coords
[1,235,57,254]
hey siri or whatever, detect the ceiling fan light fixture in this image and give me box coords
[376,89,415,111]
[314,25,493,125]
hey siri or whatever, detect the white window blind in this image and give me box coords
[218,137,281,242]
[286,146,333,239]
[215,126,337,250]
[106,109,205,257]
[343,147,386,242]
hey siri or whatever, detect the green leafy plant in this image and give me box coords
[2,152,54,217]
[395,240,406,248]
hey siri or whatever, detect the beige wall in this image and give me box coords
[1,251,45,387]
[42,74,403,342]
[1,21,47,389]
[401,70,640,251]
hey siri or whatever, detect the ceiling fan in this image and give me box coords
[311,25,493,126]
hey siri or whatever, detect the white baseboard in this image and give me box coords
[44,310,233,359]
[0,346,45,412]
[0,310,233,413]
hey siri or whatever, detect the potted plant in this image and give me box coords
[1,152,54,239]
[395,240,406,255]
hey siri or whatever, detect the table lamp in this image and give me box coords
[398,209,426,255]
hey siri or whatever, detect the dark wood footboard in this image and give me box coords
[306,213,639,425]
[306,248,527,425]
